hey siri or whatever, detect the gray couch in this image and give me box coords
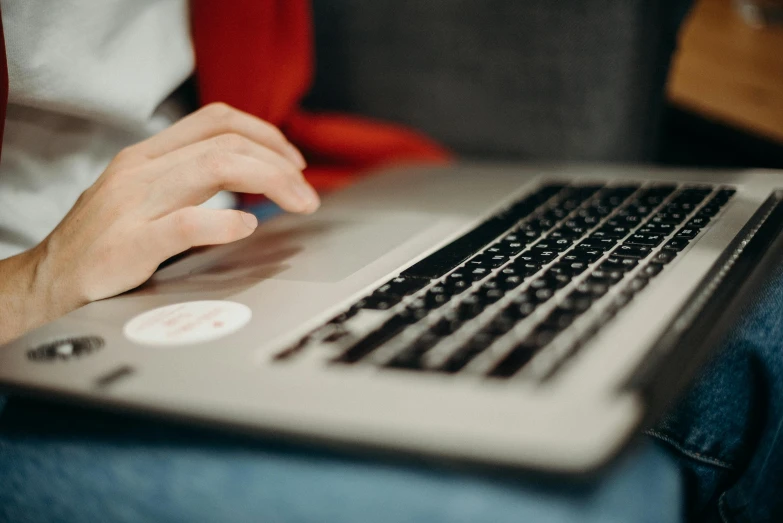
[306,0,690,163]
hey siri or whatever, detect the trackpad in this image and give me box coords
[150,213,433,286]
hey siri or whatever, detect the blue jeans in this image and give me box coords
[0,397,680,523]
[646,261,783,522]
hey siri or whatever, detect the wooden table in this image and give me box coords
[667,0,783,144]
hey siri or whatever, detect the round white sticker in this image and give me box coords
[123,301,252,346]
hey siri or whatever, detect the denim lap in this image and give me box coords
[649,262,783,522]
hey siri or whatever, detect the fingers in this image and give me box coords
[144,132,307,186]
[128,103,306,169]
[149,207,259,260]
[152,152,319,214]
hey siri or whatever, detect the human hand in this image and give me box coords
[21,102,318,330]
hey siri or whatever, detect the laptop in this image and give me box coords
[2,163,783,474]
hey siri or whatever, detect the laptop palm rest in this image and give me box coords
[147,213,434,293]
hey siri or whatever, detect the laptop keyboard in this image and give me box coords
[274,182,736,380]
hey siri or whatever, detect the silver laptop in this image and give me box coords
[2,163,783,474]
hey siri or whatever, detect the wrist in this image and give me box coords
[0,247,47,343]
[26,238,88,326]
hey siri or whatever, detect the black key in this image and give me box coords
[466,255,495,269]
[551,237,577,250]
[517,250,557,264]
[431,314,463,336]
[543,271,572,289]
[559,291,594,313]
[663,206,691,219]
[533,287,556,302]
[534,240,571,252]
[686,216,710,229]
[608,214,643,227]
[713,188,736,205]
[640,262,664,278]
[449,268,482,283]
[575,279,609,297]
[386,332,442,370]
[650,212,686,225]
[564,261,590,274]
[593,267,625,283]
[404,299,433,323]
[580,214,602,227]
[457,294,484,320]
[596,225,632,238]
[484,315,518,336]
[318,323,350,343]
[663,238,690,251]
[476,285,505,305]
[577,239,615,252]
[499,265,527,277]
[625,233,664,247]
[503,296,539,320]
[587,235,619,247]
[376,276,429,298]
[638,187,674,206]
[487,341,539,378]
[424,285,453,309]
[443,276,472,295]
[627,203,654,216]
[519,227,544,242]
[677,187,711,203]
[550,206,571,220]
[614,244,653,259]
[637,223,677,235]
[589,229,616,241]
[358,294,402,310]
[625,275,649,294]
[528,277,551,291]
[329,306,361,324]
[676,228,699,239]
[672,201,697,213]
[542,308,577,330]
[492,240,526,256]
[531,216,557,231]
[334,314,411,363]
[560,222,590,237]
[559,253,585,265]
[696,204,720,218]
[515,261,544,275]
[530,325,561,348]
[571,248,603,262]
[602,255,639,271]
[613,291,634,309]
[549,261,588,277]
[651,250,675,264]
[475,253,511,267]
[549,227,582,240]
[440,332,498,373]
[468,267,492,281]
[497,273,526,290]
[591,205,614,218]
[501,232,524,243]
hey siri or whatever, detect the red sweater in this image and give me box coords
[0,0,450,196]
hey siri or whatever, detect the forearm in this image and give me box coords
[0,245,51,345]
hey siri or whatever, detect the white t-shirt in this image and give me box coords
[0,0,232,260]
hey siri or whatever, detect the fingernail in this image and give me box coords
[286,143,307,169]
[293,182,320,212]
[241,211,258,230]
